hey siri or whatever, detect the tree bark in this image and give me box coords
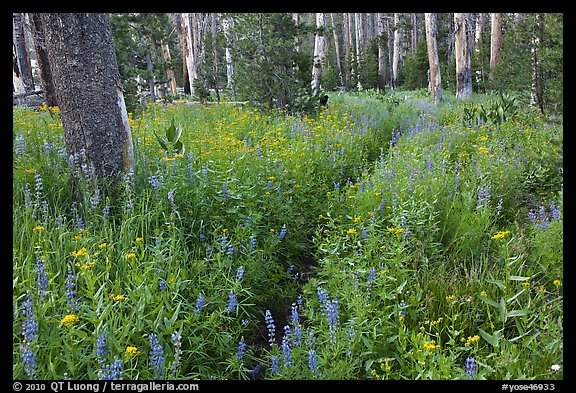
[13,13,35,93]
[377,13,387,90]
[425,13,442,103]
[489,13,502,81]
[29,13,57,106]
[329,13,344,86]
[392,13,402,90]
[454,13,473,99]
[40,13,134,180]
[222,16,235,92]
[311,13,327,95]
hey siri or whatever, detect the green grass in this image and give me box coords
[13,91,562,380]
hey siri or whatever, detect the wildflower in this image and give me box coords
[111,294,126,302]
[125,253,136,260]
[227,291,237,312]
[553,279,561,288]
[36,256,48,299]
[194,293,205,314]
[249,236,257,250]
[21,342,36,379]
[60,314,79,327]
[537,285,546,294]
[465,335,480,346]
[169,331,182,376]
[327,299,339,343]
[236,337,246,361]
[125,346,140,357]
[308,349,319,377]
[282,332,292,368]
[236,266,245,281]
[101,356,123,380]
[465,357,476,379]
[98,242,108,249]
[346,228,358,236]
[265,310,276,345]
[21,292,38,342]
[278,224,287,240]
[361,228,369,239]
[270,355,280,375]
[398,300,407,316]
[551,364,561,372]
[522,281,531,289]
[72,248,88,258]
[158,279,167,291]
[423,340,440,350]
[491,231,510,241]
[32,225,45,232]
[65,267,77,312]
[446,295,457,302]
[96,332,108,365]
[148,333,164,380]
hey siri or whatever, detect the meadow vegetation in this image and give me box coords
[13,90,562,380]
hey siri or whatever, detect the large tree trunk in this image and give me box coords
[13,13,35,94]
[311,13,327,95]
[392,13,402,90]
[40,13,134,180]
[160,41,177,94]
[377,13,387,90]
[530,14,545,114]
[474,13,486,83]
[222,16,235,92]
[425,13,442,103]
[489,13,502,81]
[454,13,473,99]
[29,13,57,106]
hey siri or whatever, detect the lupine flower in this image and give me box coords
[308,349,318,377]
[249,236,257,250]
[65,267,77,312]
[169,331,182,376]
[21,292,37,379]
[227,291,237,312]
[101,356,123,380]
[21,342,36,379]
[398,300,407,316]
[158,279,167,291]
[465,357,476,379]
[264,310,276,345]
[227,244,235,259]
[327,299,339,343]
[281,333,292,368]
[270,355,280,375]
[36,256,48,300]
[236,337,246,361]
[249,363,261,379]
[278,224,287,240]
[194,293,205,314]
[148,333,164,380]
[96,332,108,366]
[236,266,244,281]
[550,202,560,220]
[222,181,229,200]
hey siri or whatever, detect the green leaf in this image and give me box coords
[487,277,506,290]
[498,296,507,323]
[166,120,177,144]
[507,309,528,318]
[153,130,169,151]
[478,293,499,308]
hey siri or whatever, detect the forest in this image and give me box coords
[13,13,562,382]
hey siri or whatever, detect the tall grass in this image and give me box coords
[13,91,562,380]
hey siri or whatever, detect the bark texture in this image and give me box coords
[40,13,134,180]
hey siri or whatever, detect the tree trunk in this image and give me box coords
[344,13,355,85]
[329,13,344,86]
[40,13,134,180]
[530,14,545,114]
[454,13,473,99]
[161,41,177,94]
[489,13,502,81]
[311,13,327,95]
[392,13,402,90]
[141,37,156,102]
[425,13,442,103]
[13,13,35,93]
[474,13,486,83]
[377,13,387,90]
[29,13,57,106]
[222,16,235,92]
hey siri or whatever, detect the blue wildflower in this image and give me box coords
[236,337,246,361]
[465,357,476,379]
[278,224,287,240]
[264,310,276,345]
[96,332,108,366]
[65,267,77,312]
[36,256,48,300]
[194,293,204,314]
[308,349,318,377]
[281,334,292,368]
[148,333,164,380]
[270,355,280,375]
[227,291,237,313]
[236,266,244,281]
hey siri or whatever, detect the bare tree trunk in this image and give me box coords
[329,13,344,86]
[354,13,362,73]
[411,13,418,53]
[141,37,156,102]
[425,13,442,103]
[392,13,402,90]
[474,13,486,83]
[377,13,387,90]
[222,16,235,92]
[489,13,502,81]
[13,13,35,93]
[530,14,545,114]
[210,13,220,102]
[343,13,356,85]
[454,13,473,99]
[160,41,177,94]
[311,13,327,95]
[29,12,57,106]
[40,13,134,179]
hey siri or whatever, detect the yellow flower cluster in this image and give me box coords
[60,314,79,327]
[72,248,88,258]
[423,340,441,350]
[491,231,510,240]
[386,227,405,235]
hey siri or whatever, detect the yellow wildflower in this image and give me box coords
[60,314,79,327]
[522,281,530,289]
[98,243,108,249]
[346,228,358,236]
[125,346,140,356]
[465,335,480,346]
[135,236,143,243]
[478,146,489,154]
[445,295,457,302]
[553,279,561,288]
[125,253,136,260]
[423,340,440,350]
[33,225,45,232]
[353,216,361,223]
[72,248,88,258]
[491,231,510,240]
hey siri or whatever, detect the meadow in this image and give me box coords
[13,90,563,380]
